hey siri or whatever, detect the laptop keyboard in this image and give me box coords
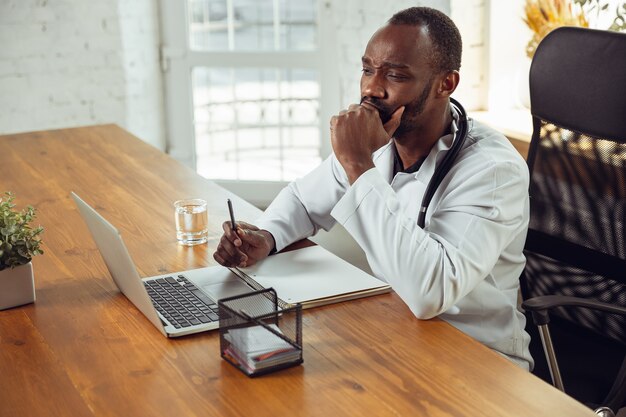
[144,275,219,329]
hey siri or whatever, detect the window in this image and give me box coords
[187,0,317,52]
[191,66,320,181]
[161,0,335,191]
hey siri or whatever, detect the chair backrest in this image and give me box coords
[522,26,626,405]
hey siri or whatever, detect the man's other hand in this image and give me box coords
[330,104,404,183]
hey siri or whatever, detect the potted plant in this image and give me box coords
[0,192,44,310]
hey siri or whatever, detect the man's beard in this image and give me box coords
[361,77,433,136]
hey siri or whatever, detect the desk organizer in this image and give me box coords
[218,287,303,377]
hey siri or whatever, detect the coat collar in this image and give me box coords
[372,104,462,183]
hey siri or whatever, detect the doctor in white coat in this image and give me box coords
[213,7,533,370]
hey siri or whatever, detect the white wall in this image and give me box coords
[450,0,487,110]
[486,0,530,111]
[0,0,165,149]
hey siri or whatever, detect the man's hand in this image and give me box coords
[330,104,404,183]
[212,221,275,268]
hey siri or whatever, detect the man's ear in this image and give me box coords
[435,70,460,98]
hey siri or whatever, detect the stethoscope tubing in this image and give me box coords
[416,97,468,228]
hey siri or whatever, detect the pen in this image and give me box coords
[227,198,236,232]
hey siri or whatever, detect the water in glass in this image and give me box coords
[174,199,208,245]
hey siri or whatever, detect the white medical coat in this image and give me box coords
[256,109,534,369]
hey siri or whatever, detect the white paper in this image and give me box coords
[238,246,389,305]
[225,324,299,371]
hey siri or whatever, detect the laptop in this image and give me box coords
[71,192,255,337]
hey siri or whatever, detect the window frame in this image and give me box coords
[159,0,339,205]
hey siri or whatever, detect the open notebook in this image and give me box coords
[229,245,391,309]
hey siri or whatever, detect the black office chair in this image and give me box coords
[520,27,626,416]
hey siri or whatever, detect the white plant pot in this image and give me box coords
[0,262,36,310]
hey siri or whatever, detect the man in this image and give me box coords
[213,7,533,370]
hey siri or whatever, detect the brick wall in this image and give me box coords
[0,0,165,149]
[330,0,450,108]
[118,0,165,149]
[451,0,487,110]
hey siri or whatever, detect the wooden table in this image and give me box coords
[0,125,595,417]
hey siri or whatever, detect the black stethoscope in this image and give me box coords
[416,97,468,228]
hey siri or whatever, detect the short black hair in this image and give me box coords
[388,7,462,73]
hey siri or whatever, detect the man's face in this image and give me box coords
[360,24,438,137]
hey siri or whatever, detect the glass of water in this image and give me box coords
[174,199,208,246]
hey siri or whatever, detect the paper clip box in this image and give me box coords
[218,287,303,377]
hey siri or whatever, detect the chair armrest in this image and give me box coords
[522,295,626,326]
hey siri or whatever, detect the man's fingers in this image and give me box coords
[237,228,268,247]
[218,235,247,262]
[213,252,231,267]
[214,221,269,268]
[383,106,405,137]
[221,220,235,236]
[237,221,260,231]
[221,221,242,246]
[334,103,381,124]
[359,101,377,111]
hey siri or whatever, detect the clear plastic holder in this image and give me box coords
[218,287,303,377]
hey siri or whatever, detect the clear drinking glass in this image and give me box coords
[174,199,208,245]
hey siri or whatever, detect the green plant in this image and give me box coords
[0,192,44,271]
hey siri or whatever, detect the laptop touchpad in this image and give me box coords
[202,280,252,301]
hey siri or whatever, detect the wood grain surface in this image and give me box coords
[0,125,594,417]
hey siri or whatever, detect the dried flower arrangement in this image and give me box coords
[524,0,626,58]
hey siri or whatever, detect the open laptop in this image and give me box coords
[71,192,255,337]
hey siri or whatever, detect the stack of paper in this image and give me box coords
[224,324,300,373]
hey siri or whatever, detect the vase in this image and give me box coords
[0,262,35,310]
